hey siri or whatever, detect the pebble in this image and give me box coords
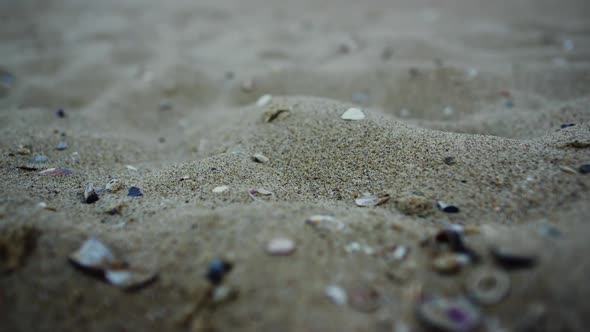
[559,165,577,174]
[39,167,73,175]
[444,156,456,165]
[341,108,365,121]
[490,247,537,270]
[206,260,233,285]
[347,286,380,313]
[355,194,390,207]
[56,141,68,150]
[84,182,99,204]
[395,194,433,216]
[465,268,510,305]
[266,237,296,256]
[579,164,590,174]
[212,186,229,193]
[105,178,123,192]
[56,109,66,118]
[417,295,481,332]
[127,186,143,197]
[325,285,348,306]
[252,153,269,163]
[432,252,470,274]
[30,154,48,164]
[15,145,31,155]
[437,201,460,213]
[256,94,272,107]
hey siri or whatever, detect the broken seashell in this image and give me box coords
[84,182,99,204]
[417,295,481,332]
[325,285,348,306]
[127,186,143,197]
[263,106,291,123]
[465,268,510,305]
[266,237,296,256]
[256,94,272,107]
[252,153,269,163]
[355,194,390,207]
[305,215,345,232]
[69,237,157,289]
[437,201,460,213]
[341,107,365,120]
[212,186,229,193]
[39,167,73,175]
[105,178,123,192]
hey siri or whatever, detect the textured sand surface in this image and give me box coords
[1,0,590,331]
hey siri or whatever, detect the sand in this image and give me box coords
[1,0,590,331]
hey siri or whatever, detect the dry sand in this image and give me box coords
[1,0,590,331]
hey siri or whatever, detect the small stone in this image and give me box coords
[56,141,68,150]
[465,268,510,305]
[56,109,66,118]
[212,186,228,193]
[84,182,99,204]
[490,247,537,270]
[105,178,123,192]
[444,156,456,165]
[30,154,48,164]
[355,194,390,207]
[437,201,460,213]
[39,167,73,175]
[417,295,481,332]
[127,186,143,197]
[266,237,296,256]
[559,165,577,174]
[206,260,233,285]
[347,286,380,313]
[325,285,347,306]
[256,94,272,107]
[341,107,365,121]
[432,253,470,274]
[396,194,433,216]
[579,164,590,174]
[252,153,269,163]
[15,145,31,155]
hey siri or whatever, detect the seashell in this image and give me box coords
[355,194,390,207]
[341,107,365,120]
[84,182,99,204]
[212,186,229,193]
[266,237,296,256]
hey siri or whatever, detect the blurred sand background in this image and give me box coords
[1,0,590,331]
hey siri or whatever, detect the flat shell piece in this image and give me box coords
[266,237,296,256]
[212,186,229,193]
[252,153,269,163]
[105,268,157,289]
[325,285,347,306]
[305,215,345,232]
[69,237,121,270]
[355,194,390,207]
[465,269,510,305]
[105,178,123,192]
[127,186,143,197]
[417,295,481,332]
[341,107,365,120]
[39,168,73,175]
[256,94,272,107]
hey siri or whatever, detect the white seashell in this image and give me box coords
[212,186,229,193]
[325,285,348,305]
[256,94,272,107]
[341,108,365,120]
[266,237,296,256]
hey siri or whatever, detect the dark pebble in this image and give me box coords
[444,156,456,165]
[490,247,537,270]
[56,109,66,118]
[127,186,143,197]
[579,164,590,174]
[560,123,576,129]
[206,260,233,285]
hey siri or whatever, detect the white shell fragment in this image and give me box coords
[256,94,272,107]
[212,186,229,193]
[325,285,348,306]
[247,188,273,200]
[105,178,123,192]
[355,194,390,207]
[341,107,365,120]
[252,153,269,163]
[69,237,157,290]
[125,165,138,171]
[84,182,99,204]
[305,215,345,232]
[266,237,296,256]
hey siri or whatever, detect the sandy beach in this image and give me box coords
[1,0,590,331]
